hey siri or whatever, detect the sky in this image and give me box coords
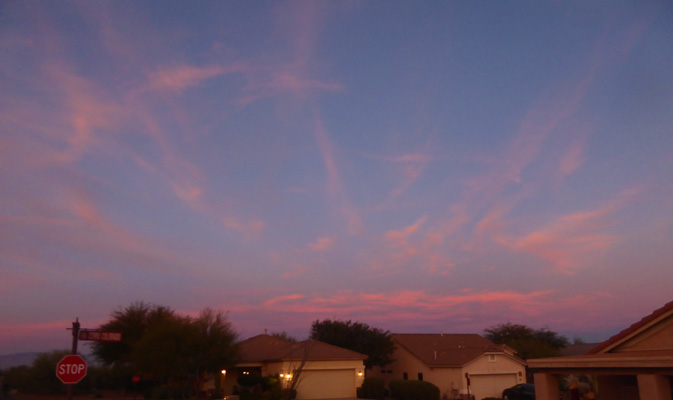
[1,1,673,355]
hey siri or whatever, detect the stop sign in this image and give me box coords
[56,354,87,384]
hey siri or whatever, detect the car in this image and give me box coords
[502,383,535,400]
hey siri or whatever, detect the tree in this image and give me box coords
[310,319,395,369]
[3,350,71,394]
[483,322,569,360]
[92,302,239,398]
[191,308,239,395]
[92,301,176,368]
[270,331,298,343]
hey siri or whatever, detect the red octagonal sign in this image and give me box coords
[56,354,87,384]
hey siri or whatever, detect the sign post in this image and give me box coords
[61,319,122,400]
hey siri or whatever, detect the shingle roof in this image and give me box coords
[587,299,673,354]
[238,334,295,362]
[392,333,523,367]
[238,334,367,363]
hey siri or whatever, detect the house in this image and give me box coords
[528,300,673,400]
[221,334,367,399]
[369,333,526,400]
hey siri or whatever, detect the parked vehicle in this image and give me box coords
[502,383,535,400]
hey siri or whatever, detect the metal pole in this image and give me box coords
[67,319,80,400]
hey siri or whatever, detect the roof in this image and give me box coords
[587,300,673,354]
[528,300,673,372]
[238,334,367,363]
[528,349,673,370]
[392,333,524,367]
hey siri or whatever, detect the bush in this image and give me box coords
[357,377,386,399]
[388,380,440,400]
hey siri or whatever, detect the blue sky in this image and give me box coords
[1,1,672,354]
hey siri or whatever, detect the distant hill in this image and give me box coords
[0,352,40,369]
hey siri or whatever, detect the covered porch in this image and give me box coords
[529,350,673,400]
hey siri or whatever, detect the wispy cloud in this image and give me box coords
[309,237,335,253]
[313,112,363,234]
[376,216,456,275]
[225,289,621,335]
[148,64,246,92]
[499,188,642,273]
[555,136,588,184]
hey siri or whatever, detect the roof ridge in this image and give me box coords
[588,300,673,354]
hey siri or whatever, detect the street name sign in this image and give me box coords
[78,329,122,342]
[56,354,87,384]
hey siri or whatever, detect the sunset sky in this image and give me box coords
[2,1,672,355]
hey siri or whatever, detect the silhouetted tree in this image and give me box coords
[93,302,238,398]
[310,319,394,369]
[271,331,298,343]
[484,322,569,359]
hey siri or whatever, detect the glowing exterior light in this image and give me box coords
[358,371,363,376]
[221,370,227,375]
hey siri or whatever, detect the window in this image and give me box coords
[489,354,496,362]
[403,372,408,380]
[417,372,423,381]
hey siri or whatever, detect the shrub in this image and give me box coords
[388,379,440,400]
[357,377,386,399]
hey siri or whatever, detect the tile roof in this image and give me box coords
[392,333,523,367]
[238,334,367,363]
[587,299,673,354]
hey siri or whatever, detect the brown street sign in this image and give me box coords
[78,330,122,342]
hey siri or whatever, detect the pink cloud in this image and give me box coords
[224,289,625,336]
[263,294,306,307]
[148,64,246,92]
[555,136,588,184]
[499,189,641,273]
[0,320,73,341]
[281,265,310,280]
[309,237,335,253]
[384,216,427,242]
[313,112,363,234]
[34,63,126,165]
[369,217,458,276]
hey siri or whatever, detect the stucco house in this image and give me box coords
[529,300,673,400]
[220,334,367,400]
[369,333,526,400]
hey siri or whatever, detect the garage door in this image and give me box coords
[296,369,356,399]
[470,374,518,400]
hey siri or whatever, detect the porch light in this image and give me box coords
[358,371,363,376]
[221,370,227,375]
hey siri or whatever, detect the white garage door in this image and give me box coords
[296,369,356,399]
[470,374,518,400]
